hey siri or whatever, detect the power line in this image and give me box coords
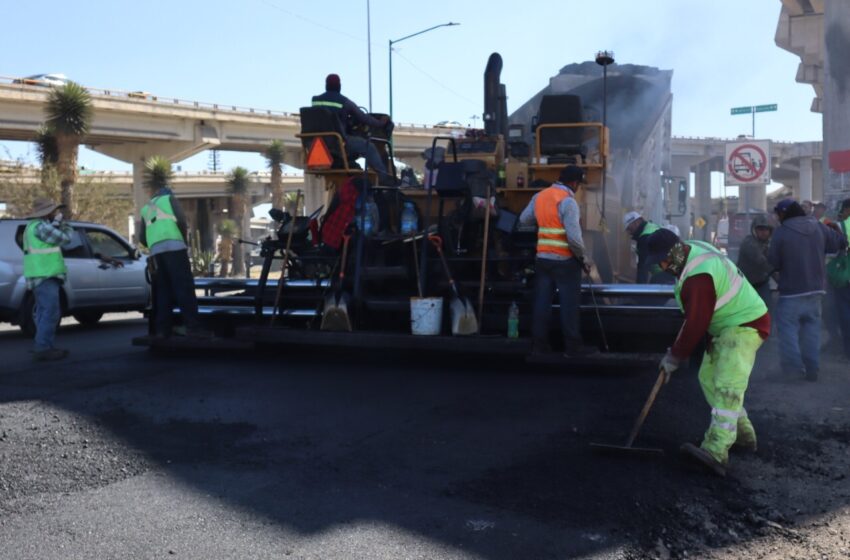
[392,50,478,108]
[256,0,365,43]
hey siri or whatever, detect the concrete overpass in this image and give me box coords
[0,78,444,215]
[775,0,850,209]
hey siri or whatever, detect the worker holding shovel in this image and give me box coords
[647,228,770,477]
[519,165,596,357]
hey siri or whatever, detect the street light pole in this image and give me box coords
[388,22,459,119]
[595,50,614,224]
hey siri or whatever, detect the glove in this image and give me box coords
[659,348,681,383]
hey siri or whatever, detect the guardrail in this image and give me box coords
[0,76,440,129]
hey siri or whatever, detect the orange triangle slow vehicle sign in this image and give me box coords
[307,137,333,170]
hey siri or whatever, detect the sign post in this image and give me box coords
[730,104,777,137]
[725,140,771,217]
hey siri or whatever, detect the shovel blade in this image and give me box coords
[321,292,352,331]
[450,297,478,336]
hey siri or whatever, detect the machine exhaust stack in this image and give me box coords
[483,53,503,136]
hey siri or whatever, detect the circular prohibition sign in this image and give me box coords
[727,143,767,183]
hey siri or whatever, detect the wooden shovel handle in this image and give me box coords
[625,369,666,448]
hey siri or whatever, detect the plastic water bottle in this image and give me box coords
[507,301,519,339]
[400,202,418,235]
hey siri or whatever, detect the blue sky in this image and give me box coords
[1,0,819,174]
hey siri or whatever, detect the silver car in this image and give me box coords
[0,219,150,336]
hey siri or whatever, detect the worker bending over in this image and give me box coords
[520,165,596,357]
[623,211,661,284]
[648,228,770,476]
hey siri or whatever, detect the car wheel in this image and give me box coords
[19,294,36,338]
[19,293,63,338]
[72,311,104,326]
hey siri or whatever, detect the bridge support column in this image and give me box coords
[694,161,713,242]
[823,1,850,210]
[799,156,814,202]
[92,135,221,243]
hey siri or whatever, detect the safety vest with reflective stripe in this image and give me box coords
[674,240,766,336]
[842,216,850,245]
[534,186,574,258]
[22,220,66,279]
[140,195,183,247]
[312,100,344,110]
[639,221,661,238]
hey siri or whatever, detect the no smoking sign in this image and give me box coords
[725,140,771,185]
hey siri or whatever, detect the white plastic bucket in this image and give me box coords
[410,297,443,336]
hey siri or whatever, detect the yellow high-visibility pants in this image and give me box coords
[697,326,763,464]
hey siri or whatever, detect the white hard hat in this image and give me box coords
[623,211,641,229]
[663,223,681,237]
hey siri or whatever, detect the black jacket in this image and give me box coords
[311,91,384,137]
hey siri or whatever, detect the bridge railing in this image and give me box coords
[0,76,439,130]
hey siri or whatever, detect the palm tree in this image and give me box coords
[143,155,173,191]
[44,81,92,217]
[226,166,250,276]
[34,126,59,187]
[264,140,286,212]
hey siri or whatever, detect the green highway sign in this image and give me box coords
[731,104,777,115]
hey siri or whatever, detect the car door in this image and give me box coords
[82,227,148,307]
[61,227,102,309]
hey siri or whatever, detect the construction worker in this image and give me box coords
[813,201,831,225]
[22,198,74,361]
[312,73,396,185]
[139,172,210,339]
[520,165,596,357]
[647,228,770,476]
[833,198,850,361]
[736,214,774,307]
[623,211,661,283]
[768,199,846,381]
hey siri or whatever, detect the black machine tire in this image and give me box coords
[72,311,104,326]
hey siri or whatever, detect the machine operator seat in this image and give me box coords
[535,94,587,163]
[298,106,356,172]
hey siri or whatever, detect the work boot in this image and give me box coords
[679,443,727,477]
[33,348,68,362]
[733,416,757,452]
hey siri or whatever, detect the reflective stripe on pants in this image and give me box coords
[697,326,763,464]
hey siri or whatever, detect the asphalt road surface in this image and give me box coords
[1,317,849,559]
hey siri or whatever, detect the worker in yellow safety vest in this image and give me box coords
[519,165,597,357]
[22,198,74,361]
[139,161,211,339]
[647,228,770,476]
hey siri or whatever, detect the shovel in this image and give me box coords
[429,234,478,336]
[321,232,353,331]
[590,368,666,457]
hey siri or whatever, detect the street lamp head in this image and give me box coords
[595,50,615,66]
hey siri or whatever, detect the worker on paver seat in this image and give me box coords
[520,165,597,357]
[623,211,661,284]
[312,73,396,185]
[648,228,770,477]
